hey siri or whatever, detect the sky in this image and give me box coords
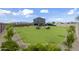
[0,8,79,23]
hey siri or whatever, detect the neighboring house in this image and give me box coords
[0,23,5,33]
[33,17,45,26]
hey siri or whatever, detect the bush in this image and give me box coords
[65,32,74,50]
[36,26,40,29]
[4,24,14,41]
[1,24,20,51]
[6,24,13,30]
[1,40,20,51]
[45,26,50,29]
[64,25,75,50]
[22,43,61,51]
[23,43,47,51]
[67,25,75,33]
[66,31,75,49]
[46,43,61,51]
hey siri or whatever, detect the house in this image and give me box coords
[0,23,5,33]
[33,17,45,26]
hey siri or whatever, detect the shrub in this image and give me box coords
[64,25,76,51]
[22,43,61,51]
[6,24,13,30]
[1,24,20,51]
[46,43,61,51]
[1,40,20,51]
[66,32,75,48]
[65,26,75,50]
[45,26,50,29]
[4,24,14,41]
[23,43,47,51]
[36,26,40,29]
[67,25,75,33]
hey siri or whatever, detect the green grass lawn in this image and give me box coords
[15,26,67,45]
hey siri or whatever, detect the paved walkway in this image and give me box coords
[0,31,6,49]
[12,33,27,49]
[71,24,79,51]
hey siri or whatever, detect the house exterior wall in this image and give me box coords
[33,17,45,26]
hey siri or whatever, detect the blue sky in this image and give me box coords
[0,8,78,23]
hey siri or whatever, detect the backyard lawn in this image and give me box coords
[15,26,67,45]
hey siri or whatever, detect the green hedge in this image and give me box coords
[23,43,61,51]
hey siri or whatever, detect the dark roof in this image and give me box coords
[34,17,45,20]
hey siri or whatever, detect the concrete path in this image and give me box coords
[12,33,27,49]
[71,24,79,51]
[0,31,6,50]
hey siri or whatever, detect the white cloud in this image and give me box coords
[47,17,64,23]
[67,8,77,15]
[12,12,19,15]
[55,18,64,21]
[0,9,11,14]
[25,14,33,18]
[21,9,33,15]
[40,9,48,13]
[12,9,34,16]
